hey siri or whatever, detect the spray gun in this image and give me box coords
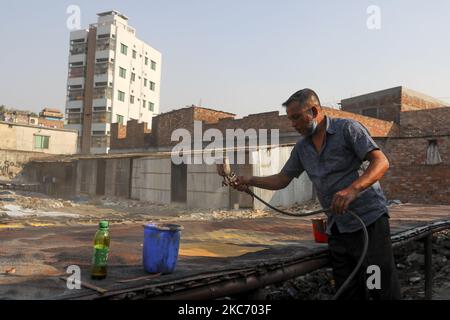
[216,158,329,217]
[217,157,240,189]
[215,157,369,299]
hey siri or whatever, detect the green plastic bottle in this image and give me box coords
[91,221,110,280]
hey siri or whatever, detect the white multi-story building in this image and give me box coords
[65,10,162,154]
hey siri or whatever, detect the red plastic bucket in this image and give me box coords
[311,218,328,243]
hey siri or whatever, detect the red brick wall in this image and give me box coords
[110,120,151,149]
[110,106,236,149]
[379,135,449,204]
[341,88,402,123]
[204,111,295,134]
[401,90,446,110]
[202,108,399,138]
[110,106,400,150]
[341,87,448,124]
[193,107,234,124]
[400,107,450,136]
[323,108,400,137]
[151,108,195,147]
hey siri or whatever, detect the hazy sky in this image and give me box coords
[1,0,449,117]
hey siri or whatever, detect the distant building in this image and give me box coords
[39,107,65,129]
[340,86,448,124]
[0,107,65,129]
[0,121,77,155]
[0,109,39,126]
[65,10,162,154]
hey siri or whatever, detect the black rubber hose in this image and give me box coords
[249,190,329,217]
[246,189,369,300]
[332,211,368,300]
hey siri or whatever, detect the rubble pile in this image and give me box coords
[395,229,450,300]
[278,199,322,214]
[176,209,272,221]
[0,191,76,210]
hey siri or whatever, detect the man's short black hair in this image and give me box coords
[282,88,321,108]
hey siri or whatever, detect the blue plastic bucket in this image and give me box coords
[143,223,182,274]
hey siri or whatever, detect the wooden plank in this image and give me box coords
[60,276,108,294]
[117,273,162,283]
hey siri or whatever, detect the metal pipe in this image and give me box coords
[150,256,330,300]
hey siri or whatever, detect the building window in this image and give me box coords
[149,102,154,112]
[145,57,148,65]
[151,60,156,70]
[130,95,135,104]
[131,73,136,82]
[34,135,49,149]
[119,67,126,78]
[132,50,137,59]
[120,43,128,55]
[142,99,146,108]
[150,81,155,91]
[118,90,125,102]
[117,114,124,125]
[144,78,147,87]
[95,81,108,87]
[426,140,443,165]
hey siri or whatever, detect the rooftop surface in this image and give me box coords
[0,196,448,300]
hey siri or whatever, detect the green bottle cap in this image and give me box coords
[99,221,109,229]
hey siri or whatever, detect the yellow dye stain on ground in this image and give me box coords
[186,229,298,246]
[28,223,58,227]
[0,223,24,230]
[179,242,267,258]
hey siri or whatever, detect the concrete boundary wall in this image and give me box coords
[132,157,171,204]
[76,159,98,195]
[105,158,132,198]
[0,149,50,180]
[187,164,229,209]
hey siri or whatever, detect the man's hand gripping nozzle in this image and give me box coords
[216,158,249,192]
[217,158,236,186]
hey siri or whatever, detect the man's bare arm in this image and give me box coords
[331,149,389,214]
[350,149,390,193]
[235,172,294,191]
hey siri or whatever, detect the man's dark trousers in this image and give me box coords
[328,214,402,300]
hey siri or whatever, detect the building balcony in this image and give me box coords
[68,66,86,78]
[69,54,86,64]
[96,38,116,52]
[70,43,87,55]
[66,100,83,109]
[92,87,112,100]
[94,62,114,75]
[67,89,84,101]
[66,113,83,125]
[91,135,110,148]
[92,112,112,124]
